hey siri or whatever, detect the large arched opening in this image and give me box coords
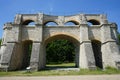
[91,40,103,69]
[44,34,80,69]
[20,40,33,69]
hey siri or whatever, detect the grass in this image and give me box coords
[0,63,120,76]
[46,62,75,68]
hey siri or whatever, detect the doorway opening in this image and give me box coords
[46,39,76,69]
[91,40,103,69]
[21,40,33,69]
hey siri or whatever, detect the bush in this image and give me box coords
[46,39,75,64]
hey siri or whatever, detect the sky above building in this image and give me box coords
[0,0,120,38]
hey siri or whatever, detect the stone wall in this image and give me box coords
[0,13,120,71]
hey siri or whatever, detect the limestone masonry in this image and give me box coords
[0,13,120,71]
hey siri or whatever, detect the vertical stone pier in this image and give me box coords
[100,15,120,69]
[79,14,96,69]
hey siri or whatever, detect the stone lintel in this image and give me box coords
[7,41,19,44]
[35,24,43,26]
[7,41,17,43]
[80,24,88,26]
[11,24,21,27]
[102,40,116,45]
[100,23,117,29]
[101,23,113,26]
[80,41,91,45]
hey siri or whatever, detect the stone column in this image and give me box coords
[101,24,120,69]
[79,14,96,69]
[58,16,64,26]
[0,42,16,71]
[100,14,120,69]
[30,42,41,71]
[80,24,96,69]
[75,44,80,67]
[29,13,44,71]
[0,22,21,71]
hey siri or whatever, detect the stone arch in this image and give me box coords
[44,21,58,26]
[20,40,33,69]
[22,20,36,25]
[44,32,80,44]
[91,40,103,69]
[65,21,79,25]
[44,33,80,68]
[87,19,100,26]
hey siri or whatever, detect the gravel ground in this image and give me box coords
[0,75,120,80]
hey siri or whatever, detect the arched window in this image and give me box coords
[44,21,57,26]
[87,19,100,26]
[65,21,79,26]
[22,20,35,26]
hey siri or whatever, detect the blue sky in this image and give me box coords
[0,0,120,38]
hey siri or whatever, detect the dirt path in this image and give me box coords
[0,75,120,80]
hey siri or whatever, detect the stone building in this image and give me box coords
[0,13,120,71]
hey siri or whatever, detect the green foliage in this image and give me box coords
[118,33,120,45]
[46,63,75,68]
[105,66,117,70]
[46,39,75,64]
[0,39,1,46]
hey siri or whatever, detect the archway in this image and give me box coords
[65,21,79,26]
[44,21,58,26]
[91,40,103,69]
[44,34,80,69]
[87,19,100,26]
[22,20,36,26]
[21,40,33,69]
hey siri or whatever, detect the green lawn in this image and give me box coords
[46,62,75,68]
[0,63,120,76]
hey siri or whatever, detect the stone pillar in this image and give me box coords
[75,44,80,67]
[80,24,96,69]
[0,21,22,71]
[0,42,16,71]
[101,24,120,69]
[29,13,44,71]
[58,16,64,26]
[30,42,41,71]
[79,14,96,69]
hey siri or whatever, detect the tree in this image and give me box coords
[46,39,75,64]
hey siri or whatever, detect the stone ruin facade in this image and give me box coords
[0,13,120,71]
